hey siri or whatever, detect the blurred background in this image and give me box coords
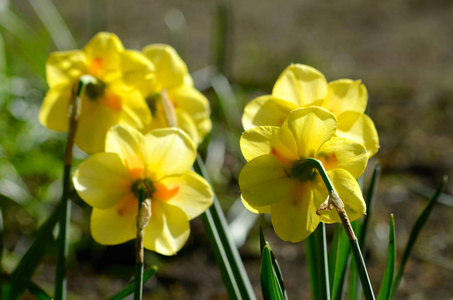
[1,0,453,299]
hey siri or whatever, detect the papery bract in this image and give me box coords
[139,44,212,146]
[242,64,379,157]
[73,125,213,255]
[39,32,154,153]
[239,107,367,242]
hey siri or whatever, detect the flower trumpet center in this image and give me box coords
[291,160,317,182]
[85,79,106,100]
[131,178,156,199]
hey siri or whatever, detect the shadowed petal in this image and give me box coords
[239,154,293,207]
[322,79,367,116]
[39,86,71,132]
[46,50,86,88]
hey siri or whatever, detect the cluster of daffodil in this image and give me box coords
[239,64,379,242]
[39,32,214,255]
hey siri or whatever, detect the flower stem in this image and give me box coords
[305,158,376,300]
[55,75,96,300]
[135,187,151,300]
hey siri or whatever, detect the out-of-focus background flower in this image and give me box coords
[1,0,452,299]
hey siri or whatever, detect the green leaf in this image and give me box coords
[329,224,351,300]
[305,230,320,300]
[8,201,62,299]
[107,266,158,300]
[377,214,396,300]
[261,244,284,300]
[194,157,256,300]
[306,224,330,300]
[2,281,52,300]
[390,176,448,299]
[360,164,381,249]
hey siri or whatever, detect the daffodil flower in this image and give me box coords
[242,64,379,157]
[73,125,213,255]
[139,44,212,146]
[39,32,154,153]
[239,107,367,242]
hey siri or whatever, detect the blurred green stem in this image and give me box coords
[134,187,149,300]
[304,158,376,300]
[55,75,94,300]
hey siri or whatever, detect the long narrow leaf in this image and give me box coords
[329,224,351,300]
[194,156,256,300]
[305,231,320,300]
[8,201,62,299]
[390,176,447,299]
[360,164,381,249]
[377,214,396,300]
[261,244,284,300]
[316,223,331,300]
[107,266,158,300]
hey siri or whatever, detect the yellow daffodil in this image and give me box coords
[139,44,211,146]
[242,64,379,157]
[39,32,154,153]
[239,107,367,242]
[73,125,213,255]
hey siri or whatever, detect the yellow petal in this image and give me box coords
[117,87,152,133]
[142,44,188,91]
[46,50,86,88]
[167,84,212,142]
[158,171,213,219]
[240,126,277,162]
[239,154,293,207]
[39,86,71,132]
[336,112,379,158]
[270,180,321,242]
[283,107,337,158]
[83,32,124,81]
[317,137,367,179]
[175,109,200,146]
[315,169,366,223]
[73,152,133,209]
[272,64,328,107]
[144,128,196,180]
[322,79,367,116]
[241,196,271,214]
[241,95,296,131]
[120,50,155,94]
[90,194,137,245]
[143,200,190,255]
[105,125,146,179]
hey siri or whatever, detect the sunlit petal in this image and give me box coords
[142,44,188,90]
[241,95,296,130]
[241,196,271,214]
[284,107,337,158]
[336,112,380,158]
[105,125,146,179]
[120,50,155,94]
[239,154,293,207]
[144,128,196,180]
[240,126,277,162]
[39,86,71,132]
[73,152,133,209]
[322,79,367,115]
[46,50,86,88]
[272,64,328,107]
[159,171,213,219]
[317,137,367,179]
[90,195,137,245]
[143,201,190,255]
[270,180,320,242]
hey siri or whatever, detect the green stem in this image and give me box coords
[55,75,95,300]
[305,158,375,300]
[134,187,147,300]
[316,223,331,300]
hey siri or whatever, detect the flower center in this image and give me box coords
[131,178,155,199]
[145,93,161,115]
[291,160,317,182]
[85,79,106,100]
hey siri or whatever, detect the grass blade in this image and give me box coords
[360,164,381,249]
[377,214,396,300]
[390,176,447,299]
[107,266,158,300]
[305,231,320,300]
[29,0,77,50]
